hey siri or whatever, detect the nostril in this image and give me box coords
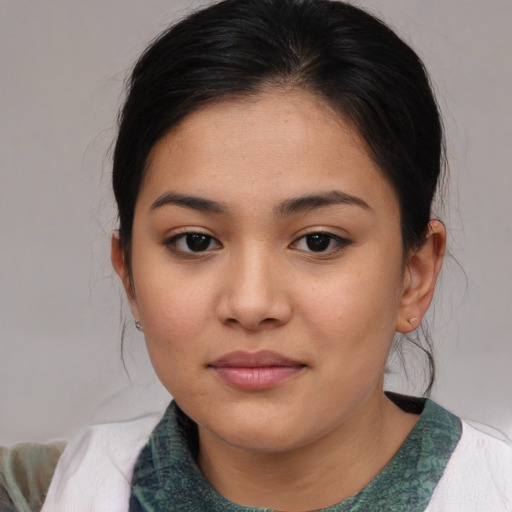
[260,317,281,327]
[222,316,283,331]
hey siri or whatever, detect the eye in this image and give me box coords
[166,232,221,254]
[292,232,351,253]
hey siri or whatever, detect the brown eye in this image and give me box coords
[166,232,221,254]
[292,232,352,254]
[305,233,332,252]
[184,233,212,252]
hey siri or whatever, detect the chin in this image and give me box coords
[198,404,323,455]
[219,425,305,454]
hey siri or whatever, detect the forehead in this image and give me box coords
[149,90,357,160]
[140,89,398,216]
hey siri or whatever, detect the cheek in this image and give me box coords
[133,268,215,372]
[133,247,211,328]
[299,253,403,363]
[140,297,210,403]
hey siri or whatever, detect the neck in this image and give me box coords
[198,390,419,511]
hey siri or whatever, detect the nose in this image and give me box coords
[215,248,293,331]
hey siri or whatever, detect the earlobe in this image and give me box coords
[396,220,446,333]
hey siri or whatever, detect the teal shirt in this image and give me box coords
[130,394,462,511]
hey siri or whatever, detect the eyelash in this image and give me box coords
[291,232,352,255]
[164,230,352,256]
[165,231,222,255]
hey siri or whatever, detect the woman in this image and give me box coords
[2,0,511,510]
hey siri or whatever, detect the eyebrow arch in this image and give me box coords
[275,190,370,217]
[150,192,228,214]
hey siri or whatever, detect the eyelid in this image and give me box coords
[164,228,222,255]
[290,229,353,254]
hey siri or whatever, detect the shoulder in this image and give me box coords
[41,412,162,512]
[0,441,66,512]
[427,419,512,511]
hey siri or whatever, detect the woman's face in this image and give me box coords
[120,90,411,453]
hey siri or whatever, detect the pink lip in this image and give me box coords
[209,350,305,390]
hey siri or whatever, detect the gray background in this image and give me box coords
[1,0,511,445]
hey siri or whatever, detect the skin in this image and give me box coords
[112,89,445,510]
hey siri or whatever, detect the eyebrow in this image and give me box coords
[274,190,370,217]
[150,192,228,214]
[149,189,370,216]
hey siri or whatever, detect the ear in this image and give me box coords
[396,220,446,333]
[111,233,140,320]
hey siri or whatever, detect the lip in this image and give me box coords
[209,350,305,390]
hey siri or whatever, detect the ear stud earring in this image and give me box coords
[408,317,419,326]
[135,320,144,332]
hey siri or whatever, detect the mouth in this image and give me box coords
[209,350,306,391]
